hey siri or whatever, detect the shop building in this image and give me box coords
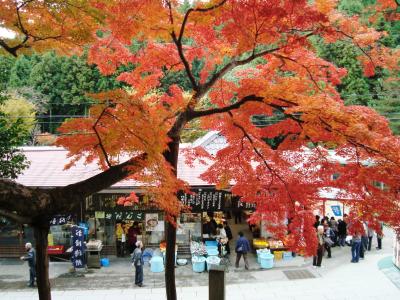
[0,132,351,258]
[0,132,254,257]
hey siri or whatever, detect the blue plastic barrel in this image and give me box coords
[192,256,206,272]
[260,253,274,269]
[150,256,164,272]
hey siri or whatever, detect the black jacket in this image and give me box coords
[338,220,347,235]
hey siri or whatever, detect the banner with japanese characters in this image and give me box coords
[71,226,85,268]
[49,214,72,226]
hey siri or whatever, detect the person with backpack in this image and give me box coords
[235,232,251,269]
[223,221,233,255]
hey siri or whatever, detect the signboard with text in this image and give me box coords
[179,190,225,212]
[49,215,72,226]
[71,226,85,268]
[103,211,144,221]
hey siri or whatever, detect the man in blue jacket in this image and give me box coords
[20,242,36,287]
[235,231,250,270]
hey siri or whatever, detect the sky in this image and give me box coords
[0,27,16,39]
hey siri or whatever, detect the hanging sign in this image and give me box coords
[95,211,105,219]
[179,190,225,212]
[331,205,342,217]
[103,211,144,221]
[49,215,72,226]
[71,226,85,269]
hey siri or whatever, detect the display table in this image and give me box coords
[86,240,103,269]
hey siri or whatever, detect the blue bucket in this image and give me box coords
[100,258,109,267]
[192,256,206,273]
[260,253,274,269]
[150,256,164,272]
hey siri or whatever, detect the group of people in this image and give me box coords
[203,216,234,256]
[115,221,141,257]
[313,214,383,267]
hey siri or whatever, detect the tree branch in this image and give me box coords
[57,153,147,200]
[93,106,112,167]
[188,95,264,120]
[178,0,227,43]
[0,209,32,224]
[197,46,281,99]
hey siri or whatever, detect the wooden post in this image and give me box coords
[209,264,225,300]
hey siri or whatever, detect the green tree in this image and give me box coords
[314,0,400,134]
[0,92,30,179]
[0,56,15,90]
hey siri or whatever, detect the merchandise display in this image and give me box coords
[253,238,269,249]
[268,240,285,249]
[190,241,207,256]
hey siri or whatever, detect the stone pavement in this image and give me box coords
[1,227,400,299]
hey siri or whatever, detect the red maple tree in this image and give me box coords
[1,1,400,300]
[54,1,400,299]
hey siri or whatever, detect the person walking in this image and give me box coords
[235,232,250,269]
[132,241,144,287]
[216,224,228,256]
[351,232,362,263]
[376,222,383,250]
[313,225,325,267]
[338,215,348,247]
[360,223,368,259]
[223,221,233,255]
[330,217,338,246]
[367,225,374,251]
[20,242,36,287]
[314,215,320,229]
[324,224,334,258]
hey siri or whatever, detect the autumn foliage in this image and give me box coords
[50,0,400,257]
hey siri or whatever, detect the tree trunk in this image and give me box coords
[165,220,177,300]
[163,136,180,300]
[33,225,51,300]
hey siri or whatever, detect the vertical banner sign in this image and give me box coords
[71,226,85,268]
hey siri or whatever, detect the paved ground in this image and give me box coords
[1,227,399,299]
